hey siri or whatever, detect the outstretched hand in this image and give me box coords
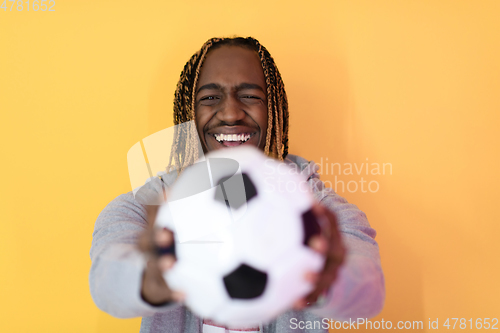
[137,205,184,306]
[294,204,346,309]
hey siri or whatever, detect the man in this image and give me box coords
[90,37,385,333]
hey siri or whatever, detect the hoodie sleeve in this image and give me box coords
[288,155,385,320]
[89,177,181,318]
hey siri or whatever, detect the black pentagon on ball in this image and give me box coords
[214,172,258,210]
[240,173,258,202]
[302,208,322,246]
[223,263,268,299]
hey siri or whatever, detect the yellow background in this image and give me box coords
[1,0,499,332]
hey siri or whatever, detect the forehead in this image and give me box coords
[197,46,265,88]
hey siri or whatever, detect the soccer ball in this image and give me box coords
[155,146,325,326]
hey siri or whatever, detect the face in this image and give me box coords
[194,45,268,154]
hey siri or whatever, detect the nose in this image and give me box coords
[216,95,246,124]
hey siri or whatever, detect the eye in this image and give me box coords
[199,95,220,106]
[240,95,262,104]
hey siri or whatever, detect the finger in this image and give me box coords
[158,254,176,272]
[301,269,328,306]
[311,202,326,214]
[304,271,320,284]
[292,298,307,310]
[171,291,186,303]
[308,235,328,255]
[304,263,342,304]
[155,228,174,247]
[303,252,343,305]
[304,277,330,304]
[304,290,322,305]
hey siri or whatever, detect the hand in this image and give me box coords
[294,203,346,309]
[137,205,184,305]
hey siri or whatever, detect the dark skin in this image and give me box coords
[138,205,183,305]
[139,45,346,310]
[194,46,268,153]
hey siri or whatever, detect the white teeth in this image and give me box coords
[214,133,252,143]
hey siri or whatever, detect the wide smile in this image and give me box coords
[209,132,257,148]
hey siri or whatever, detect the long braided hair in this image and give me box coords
[167,37,289,173]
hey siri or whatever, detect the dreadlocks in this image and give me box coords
[167,37,289,173]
